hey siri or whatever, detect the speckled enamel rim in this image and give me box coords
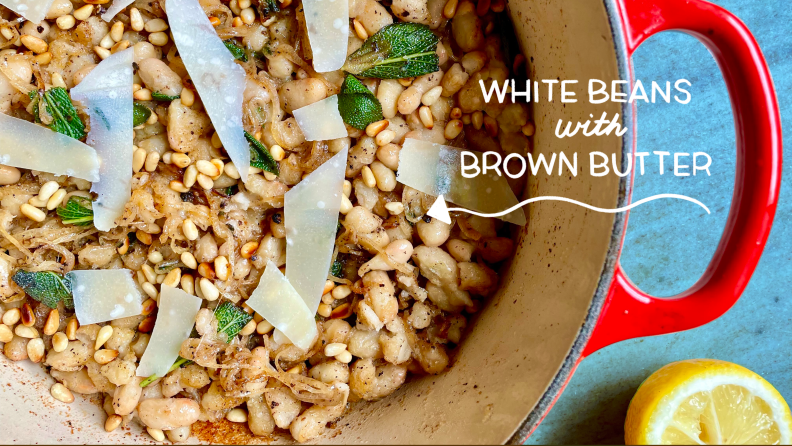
[506,0,634,442]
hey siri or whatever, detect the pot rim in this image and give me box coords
[506,0,634,442]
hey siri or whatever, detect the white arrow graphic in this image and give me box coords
[427,194,711,224]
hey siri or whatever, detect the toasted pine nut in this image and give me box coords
[443,0,458,18]
[398,77,414,87]
[256,320,274,334]
[144,151,159,172]
[20,203,46,222]
[239,320,256,336]
[450,107,462,119]
[27,338,45,363]
[214,256,230,281]
[136,230,153,245]
[110,21,124,41]
[52,332,68,352]
[353,19,368,40]
[2,308,20,325]
[270,145,285,161]
[209,159,224,180]
[444,119,464,139]
[335,350,353,363]
[56,15,76,30]
[148,32,169,46]
[66,317,79,340]
[73,4,93,20]
[196,173,213,190]
[183,164,198,188]
[324,342,346,356]
[180,88,195,106]
[317,303,332,317]
[46,188,67,210]
[199,278,220,301]
[133,147,146,172]
[51,383,74,403]
[180,252,198,269]
[94,45,111,60]
[169,180,189,193]
[94,349,119,364]
[365,119,389,137]
[224,162,241,179]
[472,110,484,129]
[105,414,123,432]
[343,180,352,197]
[100,33,115,49]
[375,129,395,146]
[331,284,352,299]
[147,427,165,442]
[34,51,52,64]
[182,218,199,241]
[21,35,48,53]
[141,298,157,316]
[340,194,353,215]
[197,262,215,279]
[141,264,156,283]
[138,315,155,332]
[226,408,248,423]
[0,324,12,343]
[144,18,168,33]
[44,309,59,336]
[180,274,195,295]
[148,250,163,264]
[361,166,376,188]
[95,325,114,350]
[384,201,404,215]
[419,105,434,129]
[211,132,222,148]
[21,303,35,327]
[195,160,220,177]
[240,241,258,259]
[491,0,505,12]
[15,325,39,339]
[163,268,181,288]
[483,115,499,137]
[142,282,158,299]
[51,72,67,88]
[129,8,144,31]
[421,86,443,106]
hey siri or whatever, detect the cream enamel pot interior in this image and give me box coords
[0,0,781,443]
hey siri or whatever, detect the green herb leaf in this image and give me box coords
[342,23,440,79]
[57,196,94,226]
[12,270,73,309]
[330,259,343,277]
[140,356,191,387]
[224,39,248,62]
[29,87,87,140]
[151,91,180,101]
[133,102,152,127]
[257,0,279,18]
[215,301,253,339]
[337,75,384,130]
[245,131,279,175]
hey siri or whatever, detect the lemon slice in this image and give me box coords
[625,359,792,445]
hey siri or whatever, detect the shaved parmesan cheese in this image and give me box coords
[397,138,526,225]
[246,262,318,350]
[292,95,347,141]
[0,112,99,181]
[285,147,347,312]
[0,0,54,24]
[68,269,143,325]
[71,48,134,231]
[302,0,349,72]
[167,0,250,182]
[101,0,134,21]
[136,286,202,378]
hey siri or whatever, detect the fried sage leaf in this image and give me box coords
[342,23,439,79]
[12,270,74,309]
[337,74,383,129]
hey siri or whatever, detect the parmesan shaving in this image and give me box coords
[292,95,347,142]
[69,269,143,325]
[302,0,349,72]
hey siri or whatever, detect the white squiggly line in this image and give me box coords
[446,194,710,217]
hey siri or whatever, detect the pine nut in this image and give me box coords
[197,262,215,279]
[169,180,189,193]
[46,188,67,210]
[211,132,223,148]
[94,46,111,60]
[472,110,484,129]
[317,303,332,317]
[240,7,256,24]
[195,160,220,177]
[148,250,164,264]
[361,166,376,188]
[145,150,161,173]
[398,77,414,87]
[0,324,12,343]
[110,21,124,42]
[27,338,45,363]
[214,256,230,281]
[196,173,214,189]
[163,268,181,288]
[224,162,241,179]
[142,282,158,299]
[44,309,59,335]
[340,194,353,214]
[256,320,274,334]
[133,147,146,172]
[15,325,39,338]
[146,111,158,125]
[384,201,404,215]
[56,14,76,30]
[94,349,119,364]
[183,164,198,188]
[443,0,458,18]
[136,230,153,245]
[38,181,62,202]
[21,35,48,53]
[20,203,46,222]
[522,121,535,137]
[270,145,285,161]
[238,0,251,8]
[34,51,52,64]
[322,280,335,295]
[148,32,169,46]
[110,39,130,54]
[419,105,434,129]
[156,273,165,284]
[52,332,69,352]
[353,19,368,40]
[21,303,35,327]
[335,350,353,363]
[180,88,195,106]
[180,274,195,295]
[51,383,74,403]
[199,278,220,301]
[147,427,165,442]
[142,264,157,283]
[66,317,79,340]
[365,119,389,137]
[226,408,248,423]
[483,115,499,137]
[0,165,20,185]
[421,86,443,106]
[144,18,169,33]
[129,8,144,31]
[73,4,93,20]
[263,171,277,181]
[2,308,20,325]
[95,325,114,350]
[138,315,155,333]
[239,319,256,336]
[133,88,152,101]
[240,241,258,259]
[141,298,157,316]
[209,159,224,180]
[444,119,464,139]
[232,17,243,27]
[343,180,352,197]
[28,196,47,207]
[450,107,462,119]
[375,129,395,146]
[105,414,123,432]
[331,284,352,299]
[182,218,199,241]
[324,342,347,357]
[180,252,198,269]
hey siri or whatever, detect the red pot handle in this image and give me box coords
[583,0,782,356]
